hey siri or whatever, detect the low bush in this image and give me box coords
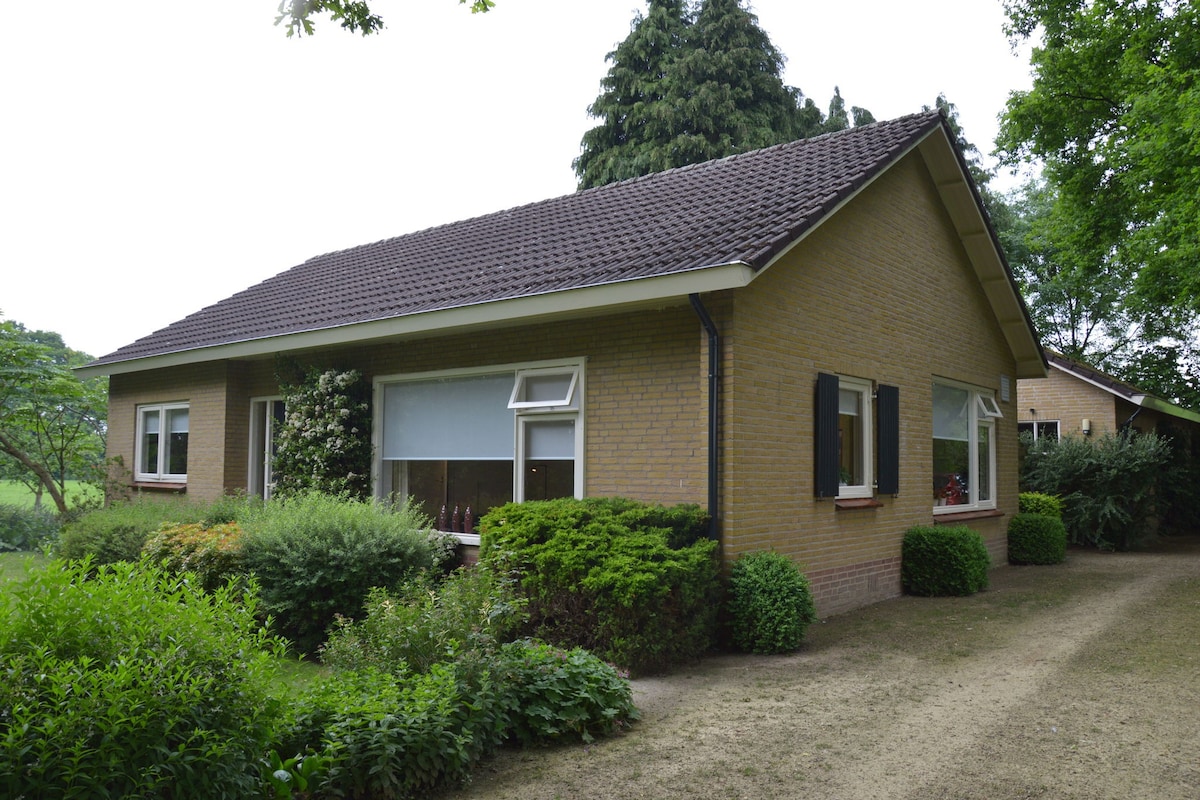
[280,663,509,800]
[494,639,638,745]
[142,521,246,592]
[56,499,208,564]
[1021,431,1171,550]
[0,558,286,799]
[0,503,58,552]
[479,497,721,675]
[1007,512,1068,565]
[727,551,817,654]
[321,564,527,674]
[239,492,441,653]
[1018,491,1064,519]
[901,525,990,596]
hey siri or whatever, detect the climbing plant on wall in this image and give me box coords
[273,365,372,499]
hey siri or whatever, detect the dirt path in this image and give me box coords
[450,537,1200,800]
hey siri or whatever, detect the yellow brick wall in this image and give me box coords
[108,308,709,508]
[718,151,1020,615]
[1016,367,1120,436]
[108,363,234,503]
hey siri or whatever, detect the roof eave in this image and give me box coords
[75,262,756,378]
[915,125,1048,380]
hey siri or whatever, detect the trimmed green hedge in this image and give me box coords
[901,525,990,596]
[1018,492,1064,519]
[1007,512,1068,565]
[478,497,720,675]
[726,551,816,654]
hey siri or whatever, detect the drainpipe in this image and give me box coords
[689,293,720,539]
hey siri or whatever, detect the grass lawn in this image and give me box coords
[0,551,48,582]
[0,479,100,508]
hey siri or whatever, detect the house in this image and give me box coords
[78,111,1046,617]
[1017,349,1200,442]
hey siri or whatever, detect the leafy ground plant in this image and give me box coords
[0,557,287,798]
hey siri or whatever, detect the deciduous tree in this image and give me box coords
[0,319,106,514]
[275,0,494,37]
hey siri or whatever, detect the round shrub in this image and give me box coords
[57,500,207,564]
[479,497,722,675]
[901,525,990,596]
[726,551,816,654]
[1007,512,1068,565]
[142,521,246,592]
[239,491,438,653]
[494,639,639,745]
[0,558,286,799]
[1018,492,1064,519]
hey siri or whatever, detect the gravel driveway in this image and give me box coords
[447,535,1200,799]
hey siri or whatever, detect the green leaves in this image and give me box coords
[998,0,1200,317]
[726,551,816,655]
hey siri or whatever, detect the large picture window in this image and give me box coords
[377,361,584,539]
[136,403,189,482]
[932,380,1000,511]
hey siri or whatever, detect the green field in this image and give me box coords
[0,479,100,508]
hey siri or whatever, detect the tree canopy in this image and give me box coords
[0,318,107,514]
[996,0,1200,313]
[275,0,494,37]
[574,0,873,189]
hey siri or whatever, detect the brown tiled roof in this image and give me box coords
[91,111,946,367]
[1045,350,1144,402]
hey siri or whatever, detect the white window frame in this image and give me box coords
[932,379,999,514]
[1018,420,1060,442]
[135,402,189,483]
[374,359,586,542]
[248,396,285,500]
[837,376,874,500]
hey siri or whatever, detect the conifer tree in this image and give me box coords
[574,0,689,190]
[575,0,873,189]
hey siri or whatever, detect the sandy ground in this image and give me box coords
[447,536,1200,800]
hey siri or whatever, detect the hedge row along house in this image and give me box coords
[79,111,1046,616]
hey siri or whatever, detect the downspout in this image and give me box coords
[689,294,720,539]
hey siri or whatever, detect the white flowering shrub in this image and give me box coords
[274,368,372,499]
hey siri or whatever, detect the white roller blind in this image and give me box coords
[382,374,515,460]
[838,388,859,416]
[167,408,189,434]
[525,419,575,460]
[933,383,970,442]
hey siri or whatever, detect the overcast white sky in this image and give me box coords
[1,0,1034,359]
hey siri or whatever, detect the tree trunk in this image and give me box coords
[0,430,68,515]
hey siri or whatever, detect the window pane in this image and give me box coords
[977,424,991,503]
[526,419,575,460]
[404,460,513,528]
[524,460,574,502]
[164,408,188,476]
[932,384,970,441]
[140,409,160,474]
[933,438,968,505]
[838,393,863,487]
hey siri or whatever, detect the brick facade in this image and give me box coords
[105,152,1025,619]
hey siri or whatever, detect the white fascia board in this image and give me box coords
[76,262,756,378]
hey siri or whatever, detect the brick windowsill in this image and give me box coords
[835,498,885,510]
[932,508,1004,524]
[132,482,187,493]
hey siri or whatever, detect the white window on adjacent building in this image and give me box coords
[376,360,584,541]
[249,397,285,499]
[135,403,189,482]
[932,380,1000,512]
[1018,420,1060,443]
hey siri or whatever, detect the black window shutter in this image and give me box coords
[815,373,840,498]
[876,383,900,495]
